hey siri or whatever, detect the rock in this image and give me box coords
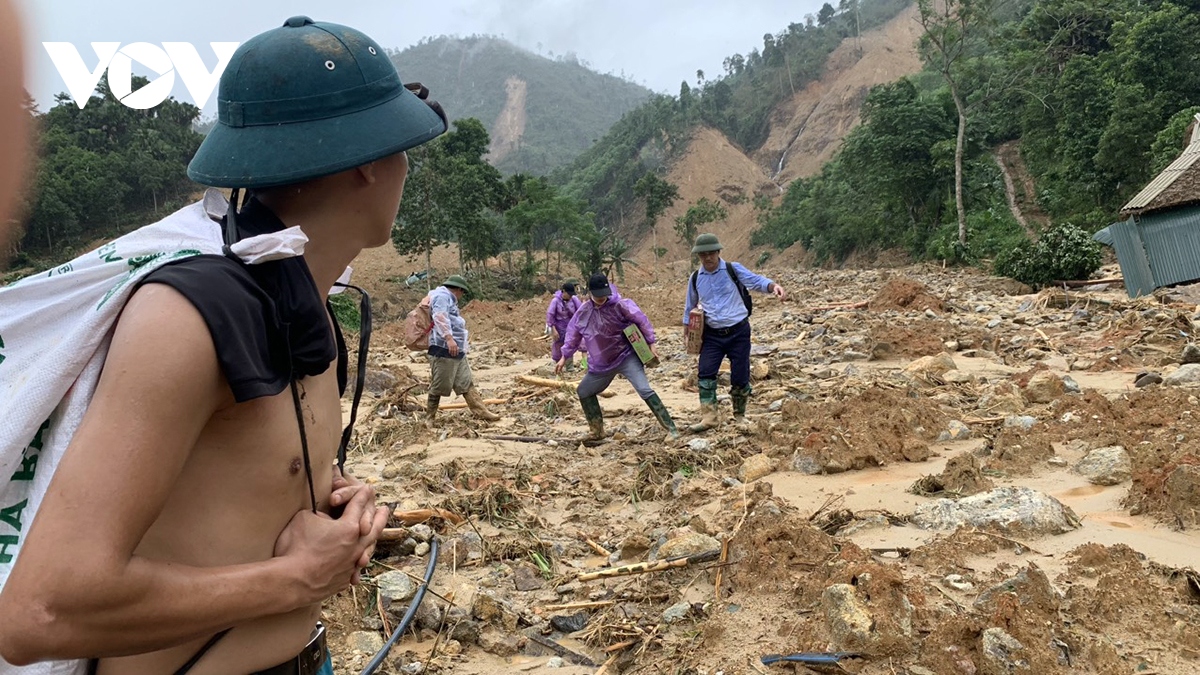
[414,597,447,631]
[687,438,712,452]
[656,532,720,560]
[400,663,424,675]
[513,565,545,592]
[739,453,775,483]
[472,591,520,631]
[1004,415,1036,430]
[1135,372,1164,388]
[1165,364,1200,386]
[905,353,957,377]
[1166,465,1200,525]
[414,542,430,557]
[364,368,398,395]
[446,532,484,567]
[1183,343,1200,365]
[375,570,417,609]
[980,627,1029,674]
[1061,375,1081,394]
[842,350,870,361]
[751,361,771,380]
[449,618,481,645]
[987,318,1002,329]
[769,399,784,412]
[546,657,565,668]
[943,574,974,592]
[550,612,589,633]
[792,455,822,475]
[1073,446,1132,486]
[974,566,1060,615]
[619,534,651,560]
[478,629,520,657]
[662,602,692,624]
[938,420,972,442]
[410,524,433,542]
[1048,456,1069,467]
[911,487,1081,535]
[943,370,975,385]
[1024,371,1064,404]
[822,584,874,651]
[347,630,384,654]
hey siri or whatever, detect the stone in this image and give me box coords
[450,619,481,645]
[769,399,784,412]
[739,453,775,483]
[364,368,398,395]
[375,570,417,609]
[822,584,873,651]
[792,455,822,475]
[1004,415,1036,430]
[550,612,589,633]
[400,663,423,675]
[842,350,870,361]
[513,564,545,592]
[938,420,972,442]
[656,532,720,560]
[1048,456,1069,467]
[1166,465,1200,525]
[348,630,384,654]
[414,542,431,557]
[911,487,1081,535]
[662,601,692,624]
[687,438,712,452]
[980,627,1029,674]
[944,370,975,385]
[472,591,520,631]
[987,318,1002,329]
[751,361,771,380]
[1061,375,1081,394]
[546,657,565,668]
[943,574,974,592]
[1165,364,1200,386]
[1073,446,1132,486]
[410,524,433,542]
[1135,372,1164,388]
[904,353,957,378]
[1024,371,1064,404]
[1183,343,1200,365]
[478,629,520,657]
[974,566,1060,615]
[446,532,484,567]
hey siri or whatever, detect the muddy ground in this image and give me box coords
[323,258,1200,675]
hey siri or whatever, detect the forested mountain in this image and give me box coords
[390,36,653,175]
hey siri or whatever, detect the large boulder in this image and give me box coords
[1165,364,1200,386]
[1073,446,1132,486]
[912,487,1081,535]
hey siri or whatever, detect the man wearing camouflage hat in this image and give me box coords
[683,233,786,432]
[425,275,501,425]
[0,16,446,675]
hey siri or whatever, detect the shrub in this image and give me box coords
[993,223,1102,288]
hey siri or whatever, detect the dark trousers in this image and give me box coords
[698,319,751,388]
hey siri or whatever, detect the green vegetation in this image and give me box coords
[12,78,202,264]
[390,36,653,175]
[752,0,1200,278]
[994,223,1102,288]
[674,198,729,250]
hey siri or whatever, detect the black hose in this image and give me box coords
[358,538,440,675]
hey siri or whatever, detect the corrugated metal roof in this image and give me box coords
[1122,114,1200,215]
[1093,226,1114,246]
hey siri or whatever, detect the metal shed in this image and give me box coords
[1095,114,1200,297]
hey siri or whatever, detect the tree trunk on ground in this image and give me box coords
[952,84,968,248]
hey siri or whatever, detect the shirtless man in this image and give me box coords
[0,17,447,674]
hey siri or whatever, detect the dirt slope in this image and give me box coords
[487,77,528,165]
[754,3,924,184]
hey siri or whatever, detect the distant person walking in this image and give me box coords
[683,233,786,432]
[556,273,678,440]
[545,282,582,368]
[426,275,500,425]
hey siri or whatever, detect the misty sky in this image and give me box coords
[17,0,829,114]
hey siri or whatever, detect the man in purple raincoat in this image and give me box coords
[555,273,679,440]
[545,282,582,367]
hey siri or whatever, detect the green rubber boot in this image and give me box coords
[689,378,719,433]
[579,395,606,440]
[731,385,753,432]
[644,394,679,440]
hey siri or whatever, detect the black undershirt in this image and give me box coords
[138,198,348,401]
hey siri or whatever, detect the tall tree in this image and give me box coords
[393,143,447,289]
[674,197,728,268]
[917,0,995,249]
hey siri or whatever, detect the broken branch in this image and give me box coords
[577,549,721,582]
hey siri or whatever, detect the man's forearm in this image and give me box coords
[0,555,308,664]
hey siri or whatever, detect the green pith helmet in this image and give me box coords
[442,275,471,293]
[188,16,448,189]
[692,233,723,254]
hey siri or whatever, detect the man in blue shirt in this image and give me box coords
[426,275,500,426]
[683,233,786,432]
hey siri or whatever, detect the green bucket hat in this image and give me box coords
[692,233,723,254]
[442,275,472,293]
[188,16,448,189]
